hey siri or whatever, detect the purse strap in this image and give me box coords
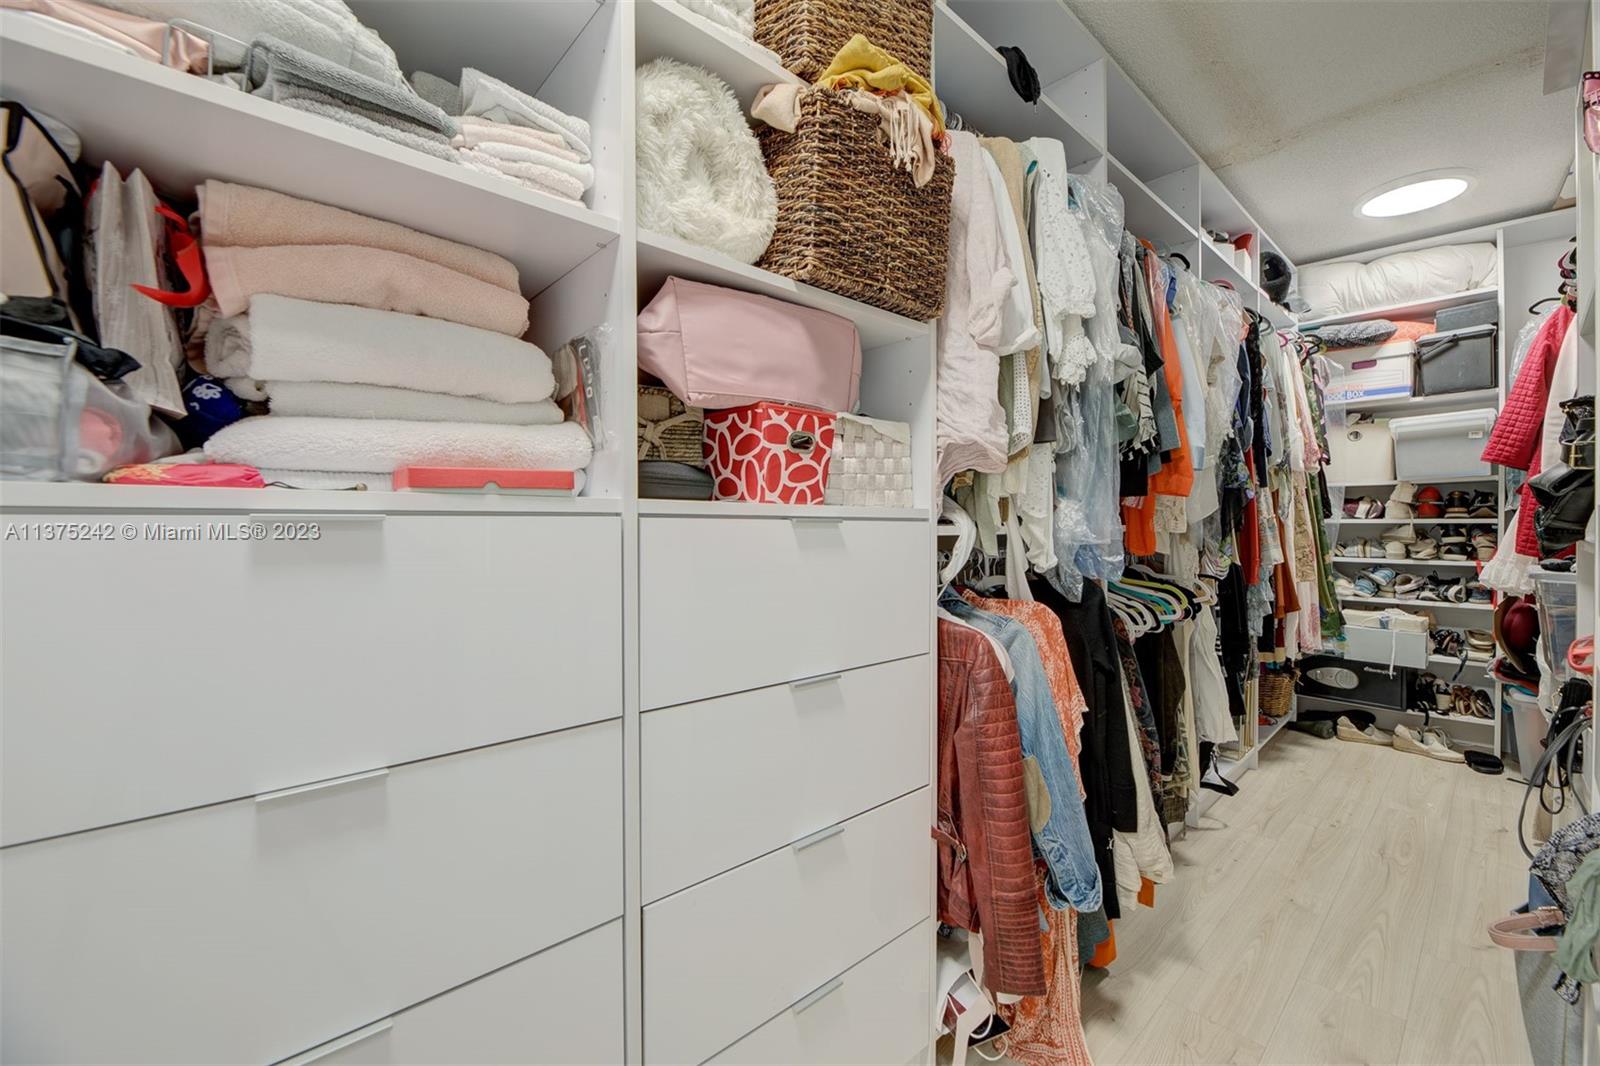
[1488,907,1565,951]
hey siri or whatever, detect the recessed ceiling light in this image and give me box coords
[1358,176,1470,218]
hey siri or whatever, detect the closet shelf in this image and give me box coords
[1429,655,1492,670]
[1332,517,1498,525]
[932,2,1102,167]
[1329,388,1500,414]
[1197,239,1259,304]
[1107,155,1195,253]
[1296,692,1497,729]
[639,500,930,520]
[1256,712,1292,750]
[634,0,800,107]
[1298,286,1500,329]
[1330,557,1481,568]
[1330,476,1497,487]
[636,230,929,348]
[1336,594,1493,610]
[0,482,625,516]
[0,11,620,295]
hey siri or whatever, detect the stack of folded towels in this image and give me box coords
[411,67,594,204]
[197,180,592,488]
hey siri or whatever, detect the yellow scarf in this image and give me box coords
[814,34,944,135]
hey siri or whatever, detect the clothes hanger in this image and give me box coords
[1529,296,1563,314]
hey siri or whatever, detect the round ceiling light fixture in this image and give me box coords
[1356,171,1473,218]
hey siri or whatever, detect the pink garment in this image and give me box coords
[199,181,521,292]
[204,244,530,336]
[0,0,209,71]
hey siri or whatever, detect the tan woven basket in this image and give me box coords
[754,0,933,82]
[1259,667,1296,720]
[637,385,704,466]
[756,88,951,321]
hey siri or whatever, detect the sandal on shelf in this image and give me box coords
[1472,530,1498,560]
[1383,523,1419,544]
[1336,540,1364,559]
[1444,580,1470,603]
[1444,490,1472,517]
[1409,537,1439,560]
[1439,532,1471,562]
[1349,496,1385,519]
[1469,491,1498,518]
[1468,582,1492,603]
[1452,684,1476,717]
[1393,573,1424,599]
[1385,536,1409,559]
[1416,486,1446,518]
[1470,689,1495,719]
[1386,484,1416,518]
[1432,628,1464,657]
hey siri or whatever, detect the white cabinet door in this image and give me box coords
[1,722,622,1065]
[708,922,932,1066]
[642,655,931,901]
[639,516,928,708]
[1,513,621,844]
[643,787,931,1065]
[285,920,624,1066]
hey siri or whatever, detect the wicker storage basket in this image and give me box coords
[637,385,705,466]
[756,88,951,321]
[825,413,913,507]
[755,0,933,82]
[1259,667,1296,719]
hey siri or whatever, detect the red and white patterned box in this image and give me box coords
[702,401,837,504]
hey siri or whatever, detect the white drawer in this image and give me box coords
[1,722,622,1066]
[643,787,931,1065]
[1,512,621,844]
[642,656,931,901]
[708,922,931,1066]
[285,920,623,1066]
[639,516,929,708]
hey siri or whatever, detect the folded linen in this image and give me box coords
[455,117,574,157]
[266,381,564,425]
[460,148,585,202]
[0,0,211,70]
[200,181,520,292]
[205,295,553,403]
[205,417,594,472]
[459,67,591,161]
[459,139,594,189]
[243,34,456,136]
[278,90,457,161]
[205,244,530,335]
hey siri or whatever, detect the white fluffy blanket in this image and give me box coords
[635,57,775,264]
[206,417,594,472]
[206,294,553,404]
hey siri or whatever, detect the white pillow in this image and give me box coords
[1300,243,1499,318]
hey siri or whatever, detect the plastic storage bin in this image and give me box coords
[1435,297,1499,332]
[1534,570,1578,682]
[1416,324,1497,395]
[1388,408,1496,480]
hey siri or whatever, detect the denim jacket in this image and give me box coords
[941,590,1104,912]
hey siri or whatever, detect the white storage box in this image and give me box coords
[1341,622,1428,670]
[1325,416,1394,484]
[824,414,913,508]
[1388,408,1496,480]
[1324,340,1415,406]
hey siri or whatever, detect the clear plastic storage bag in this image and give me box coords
[1,334,179,481]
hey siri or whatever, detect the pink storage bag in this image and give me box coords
[637,276,862,411]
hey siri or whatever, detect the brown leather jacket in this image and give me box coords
[935,619,1047,996]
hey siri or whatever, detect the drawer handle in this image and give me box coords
[792,977,844,1014]
[789,672,842,691]
[255,767,389,806]
[247,512,387,524]
[793,823,845,852]
[289,1018,394,1065]
[789,515,844,525]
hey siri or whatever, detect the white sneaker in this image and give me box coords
[1393,725,1465,763]
[1382,524,1419,544]
[1336,716,1391,745]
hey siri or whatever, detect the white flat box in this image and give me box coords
[1325,340,1415,405]
[1388,408,1497,479]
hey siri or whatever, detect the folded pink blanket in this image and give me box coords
[200,180,520,292]
[454,118,579,161]
[206,243,531,335]
[461,149,584,202]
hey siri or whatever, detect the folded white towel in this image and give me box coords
[266,381,564,425]
[455,117,577,159]
[460,67,590,161]
[457,139,594,189]
[205,417,594,472]
[460,148,585,202]
[205,294,554,404]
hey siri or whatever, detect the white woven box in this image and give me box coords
[824,413,913,508]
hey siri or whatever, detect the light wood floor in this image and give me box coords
[968,728,1536,1065]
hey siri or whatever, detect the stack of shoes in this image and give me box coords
[413,68,594,204]
[194,183,593,486]
[1385,481,1417,518]
[1437,526,1472,561]
[1472,530,1498,560]
[1466,629,1495,663]
[1394,724,1465,762]
[1415,485,1446,518]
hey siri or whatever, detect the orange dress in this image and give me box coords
[997,868,1095,1066]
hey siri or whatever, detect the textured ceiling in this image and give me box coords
[1064,0,1574,262]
